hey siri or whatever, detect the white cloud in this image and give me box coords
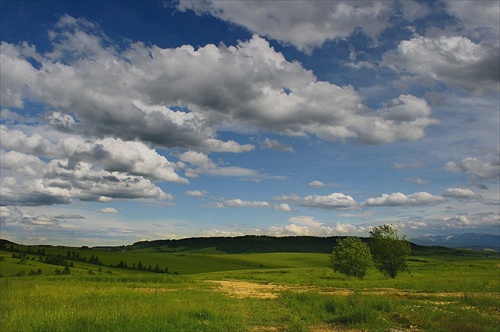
[354,94,438,145]
[1,126,188,184]
[97,208,118,214]
[185,190,209,197]
[179,150,282,181]
[442,213,499,229]
[443,188,479,200]
[274,193,358,210]
[400,212,500,232]
[0,125,56,157]
[179,151,216,169]
[308,180,325,188]
[0,150,174,206]
[444,0,500,36]
[445,157,500,180]
[260,138,294,153]
[364,192,445,207]
[273,203,293,212]
[209,199,293,212]
[382,35,499,93]
[213,199,270,209]
[0,42,39,108]
[289,215,323,228]
[177,0,395,53]
[407,177,429,185]
[268,215,367,236]
[0,16,438,154]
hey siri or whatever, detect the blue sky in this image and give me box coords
[1,0,499,246]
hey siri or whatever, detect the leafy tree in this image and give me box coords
[369,224,411,278]
[330,237,372,279]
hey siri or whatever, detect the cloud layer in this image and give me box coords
[1,16,438,151]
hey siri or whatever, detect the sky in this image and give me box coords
[0,0,499,246]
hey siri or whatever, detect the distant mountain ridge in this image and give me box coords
[410,233,500,252]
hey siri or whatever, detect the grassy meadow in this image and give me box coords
[0,243,499,331]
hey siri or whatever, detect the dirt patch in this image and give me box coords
[206,280,500,301]
[206,280,290,299]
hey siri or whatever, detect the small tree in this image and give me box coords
[330,237,372,279]
[62,266,71,275]
[369,224,410,278]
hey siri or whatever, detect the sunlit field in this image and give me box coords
[1,245,499,331]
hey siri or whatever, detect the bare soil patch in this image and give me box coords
[206,280,500,301]
[206,280,289,299]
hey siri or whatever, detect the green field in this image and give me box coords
[1,243,499,331]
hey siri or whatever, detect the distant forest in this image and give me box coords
[122,235,426,254]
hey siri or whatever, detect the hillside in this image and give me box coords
[0,235,460,254]
[125,235,430,254]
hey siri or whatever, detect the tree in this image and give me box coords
[62,266,71,275]
[369,224,411,278]
[330,237,372,279]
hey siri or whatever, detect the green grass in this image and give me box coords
[1,248,499,331]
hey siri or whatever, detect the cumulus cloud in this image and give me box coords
[97,208,118,214]
[442,188,479,200]
[0,126,188,184]
[273,203,294,212]
[177,0,395,53]
[268,215,367,236]
[354,94,438,145]
[0,16,438,152]
[445,157,500,180]
[274,193,358,210]
[364,192,445,207]
[442,213,499,229]
[382,35,499,93]
[308,180,325,188]
[0,150,174,206]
